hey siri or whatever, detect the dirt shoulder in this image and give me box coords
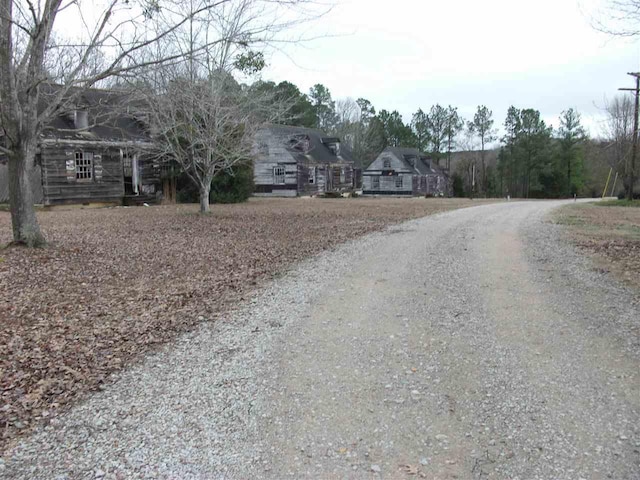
[553,201,640,292]
[0,197,497,452]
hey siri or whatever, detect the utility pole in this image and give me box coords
[619,72,640,201]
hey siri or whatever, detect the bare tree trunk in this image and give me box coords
[8,143,45,246]
[199,183,211,214]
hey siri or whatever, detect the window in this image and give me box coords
[395,175,403,188]
[340,168,346,183]
[75,151,93,181]
[308,166,316,184]
[273,165,286,184]
[383,158,391,168]
[372,176,380,189]
[74,110,89,129]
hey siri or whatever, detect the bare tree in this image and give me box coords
[0,0,322,245]
[603,95,634,193]
[587,0,640,36]
[134,0,311,213]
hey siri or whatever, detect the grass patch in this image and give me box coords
[598,199,640,207]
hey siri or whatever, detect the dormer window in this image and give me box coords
[74,110,89,130]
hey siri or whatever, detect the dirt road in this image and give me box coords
[3,200,639,479]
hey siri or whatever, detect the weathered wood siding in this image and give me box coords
[362,172,413,195]
[362,151,413,195]
[41,144,124,205]
[297,163,324,196]
[253,130,298,197]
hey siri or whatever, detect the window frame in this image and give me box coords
[308,166,316,184]
[395,175,403,188]
[74,151,93,182]
[372,176,380,190]
[273,165,286,185]
[383,158,391,169]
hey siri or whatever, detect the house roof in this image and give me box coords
[38,85,150,144]
[261,125,359,167]
[383,146,447,176]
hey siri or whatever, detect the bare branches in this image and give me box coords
[586,0,640,36]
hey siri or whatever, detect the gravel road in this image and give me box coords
[2,200,639,479]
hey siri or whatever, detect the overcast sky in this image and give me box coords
[261,0,640,138]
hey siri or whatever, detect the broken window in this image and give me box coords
[308,166,316,184]
[383,158,391,168]
[75,151,93,181]
[340,168,346,183]
[273,165,286,184]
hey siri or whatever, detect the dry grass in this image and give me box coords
[0,197,496,451]
[554,202,640,290]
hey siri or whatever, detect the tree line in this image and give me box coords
[0,0,635,249]
[253,80,600,200]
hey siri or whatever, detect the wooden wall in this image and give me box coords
[41,144,124,205]
[253,130,298,197]
[362,173,413,195]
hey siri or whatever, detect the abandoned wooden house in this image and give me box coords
[0,87,164,206]
[362,147,451,196]
[253,125,361,197]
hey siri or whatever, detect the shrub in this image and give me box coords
[452,173,465,197]
[210,162,254,204]
[175,161,254,204]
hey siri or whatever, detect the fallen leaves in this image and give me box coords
[558,204,640,291]
[0,197,489,451]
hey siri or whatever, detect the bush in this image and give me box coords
[175,161,254,204]
[210,162,254,204]
[452,173,465,197]
[617,190,640,200]
[176,173,199,203]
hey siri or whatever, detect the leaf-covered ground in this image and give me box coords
[0,197,494,452]
[554,202,640,290]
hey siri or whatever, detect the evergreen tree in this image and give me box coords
[468,105,497,194]
[556,108,587,197]
[444,106,464,171]
[308,84,337,131]
[378,110,416,147]
[426,104,448,164]
[411,109,430,152]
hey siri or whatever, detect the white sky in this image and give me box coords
[261,0,640,138]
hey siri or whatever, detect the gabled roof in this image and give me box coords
[383,146,447,176]
[261,125,358,167]
[38,85,150,144]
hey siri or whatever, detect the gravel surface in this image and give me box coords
[2,200,639,479]
[0,197,494,450]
